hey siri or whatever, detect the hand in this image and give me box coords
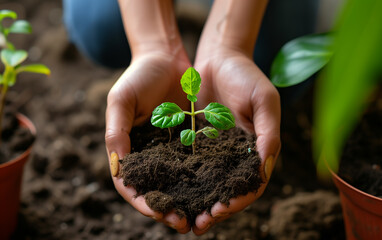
[105,49,192,233]
[192,47,281,235]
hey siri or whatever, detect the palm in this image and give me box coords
[192,49,281,235]
[106,51,192,233]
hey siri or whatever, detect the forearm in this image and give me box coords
[118,0,183,57]
[199,0,268,57]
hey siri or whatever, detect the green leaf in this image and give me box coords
[187,95,197,102]
[0,10,17,22]
[180,129,196,146]
[314,0,382,176]
[0,74,3,84]
[200,127,219,139]
[203,102,235,130]
[180,67,201,101]
[1,49,27,67]
[8,20,32,34]
[151,102,185,128]
[16,64,51,75]
[271,33,333,87]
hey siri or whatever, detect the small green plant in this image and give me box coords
[151,67,235,153]
[0,10,50,141]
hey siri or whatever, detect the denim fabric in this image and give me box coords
[63,0,131,68]
[63,0,318,74]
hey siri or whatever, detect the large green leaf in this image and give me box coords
[151,102,185,128]
[1,49,27,67]
[8,20,32,34]
[180,129,196,146]
[0,10,17,22]
[203,102,235,130]
[16,64,51,75]
[271,33,333,87]
[200,127,219,139]
[180,67,201,102]
[314,0,382,176]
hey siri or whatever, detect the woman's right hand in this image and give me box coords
[105,48,192,233]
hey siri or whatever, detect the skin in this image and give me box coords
[106,0,281,235]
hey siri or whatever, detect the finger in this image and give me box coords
[251,84,281,180]
[163,210,191,233]
[113,177,164,220]
[193,211,214,235]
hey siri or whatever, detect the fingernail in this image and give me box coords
[168,223,177,229]
[110,152,120,177]
[264,155,274,181]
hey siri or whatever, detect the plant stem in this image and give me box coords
[191,101,195,154]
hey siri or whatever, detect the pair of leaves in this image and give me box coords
[0,10,32,39]
[151,102,234,145]
[180,127,219,146]
[0,49,50,86]
[151,102,235,130]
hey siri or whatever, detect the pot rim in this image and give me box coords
[330,167,382,202]
[0,113,36,169]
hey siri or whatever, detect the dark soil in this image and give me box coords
[0,107,35,163]
[338,90,382,198]
[120,121,262,222]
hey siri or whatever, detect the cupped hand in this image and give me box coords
[105,49,192,233]
[192,47,281,235]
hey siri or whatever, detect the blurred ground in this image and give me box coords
[1,0,346,239]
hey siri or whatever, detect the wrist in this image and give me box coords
[118,0,184,57]
[197,0,268,57]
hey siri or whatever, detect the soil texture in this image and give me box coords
[338,90,382,198]
[0,107,35,163]
[121,121,262,222]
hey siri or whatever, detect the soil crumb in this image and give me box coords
[120,121,263,223]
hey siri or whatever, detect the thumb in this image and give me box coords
[105,85,135,177]
[252,86,281,181]
[105,84,164,219]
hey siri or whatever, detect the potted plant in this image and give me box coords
[270,0,382,239]
[0,9,50,239]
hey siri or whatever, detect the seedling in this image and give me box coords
[0,10,50,142]
[151,67,235,154]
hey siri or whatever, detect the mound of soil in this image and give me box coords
[120,121,263,222]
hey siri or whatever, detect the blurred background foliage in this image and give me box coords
[270,0,382,177]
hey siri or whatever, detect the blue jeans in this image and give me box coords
[63,0,318,73]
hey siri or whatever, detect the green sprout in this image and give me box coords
[0,10,50,141]
[151,67,235,154]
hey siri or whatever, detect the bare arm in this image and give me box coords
[193,0,280,235]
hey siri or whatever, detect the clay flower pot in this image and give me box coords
[331,170,382,240]
[0,114,36,240]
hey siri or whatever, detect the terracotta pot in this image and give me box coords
[331,170,382,240]
[0,114,36,240]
